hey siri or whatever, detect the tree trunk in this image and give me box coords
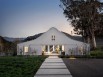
[89,26,97,50]
[92,36,96,49]
[91,34,96,49]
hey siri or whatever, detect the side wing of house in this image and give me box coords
[17,42,42,55]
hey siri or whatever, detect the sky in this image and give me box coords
[0,0,73,38]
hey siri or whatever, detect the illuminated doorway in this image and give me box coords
[42,45,64,55]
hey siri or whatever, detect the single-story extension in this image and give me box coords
[17,27,90,55]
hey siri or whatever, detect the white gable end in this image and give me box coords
[18,27,86,46]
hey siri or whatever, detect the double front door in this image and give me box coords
[43,45,63,53]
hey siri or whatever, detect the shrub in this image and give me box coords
[90,50,103,58]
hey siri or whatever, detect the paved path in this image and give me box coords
[34,56,72,77]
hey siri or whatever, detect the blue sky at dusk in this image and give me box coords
[0,0,73,38]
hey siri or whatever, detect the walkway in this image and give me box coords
[34,56,72,77]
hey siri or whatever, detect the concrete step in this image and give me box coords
[42,62,65,66]
[36,69,71,75]
[40,65,67,69]
[34,75,72,77]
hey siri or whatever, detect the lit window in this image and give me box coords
[24,47,28,52]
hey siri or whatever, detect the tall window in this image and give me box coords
[24,47,28,52]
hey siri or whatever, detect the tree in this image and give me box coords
[0,36,18,56]
[60,0,103,49]
[95,14,103,37]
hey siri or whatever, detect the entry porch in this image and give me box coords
[42,45,65,55]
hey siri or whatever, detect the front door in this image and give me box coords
[50,45,62,54]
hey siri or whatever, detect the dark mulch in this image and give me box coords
[63,58,103,77]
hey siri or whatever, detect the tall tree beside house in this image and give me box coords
[13,38,22,55]
[60,0,103,49]
[0,36,16,56]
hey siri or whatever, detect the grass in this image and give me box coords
[0,55,47,77]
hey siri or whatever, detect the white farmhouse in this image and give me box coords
[17,27,90,55]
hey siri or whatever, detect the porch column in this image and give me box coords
[62,45,65,51]
[48,45,50,52]
[53,45,55,52]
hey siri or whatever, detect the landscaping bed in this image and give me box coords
[59,54,103,59]
[0,56,47,77]
[59,47,103,59]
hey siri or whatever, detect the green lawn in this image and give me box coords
[0,56,47,77]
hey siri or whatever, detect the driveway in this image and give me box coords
[63,58,103,77]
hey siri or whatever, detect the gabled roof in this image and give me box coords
[18,27,88,46]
